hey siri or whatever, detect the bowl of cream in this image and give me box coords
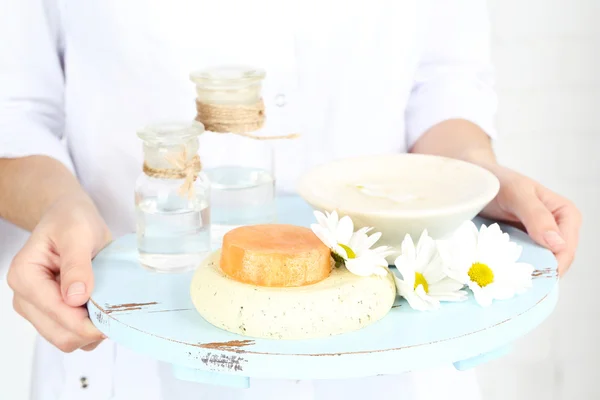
[297,154,500,258]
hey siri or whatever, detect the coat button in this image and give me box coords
[275,94,286,107]
[80,376,88,389]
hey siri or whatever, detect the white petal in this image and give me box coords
[421,256,446,283]
[372,245,394,259]
[485,283,517,301]
[454,223,479,264]
[428,277,465,294]
[374,251,394,264]
[437,244,470,284]
[314,210,329,228]
[477,223,519,264]
[415,229,429,253]
[356,226,373,235]
[488,245,522,269]
[445,269,470,286]
[493,261,534,290]
[436,238,473,278]
[345,258,376,277]
[415,230,436,267]
[310,224,335,249]
[483,223,507,245]
[416,244,437,272]
[328,210,339,230]
[506,242,524,263]
[469,283,494,307]
[518,261,535,274]
[393,274,414,296]
[372,244,392,253]
[401,234,416,262]
[484,244,521,268]
[393,254,408,269]
[362,252,390,268]
[401,286,440,311]
[459,220,480,240]
[336,215,354,244]
[401,292,430,311]
[347,231,364,253]
[393,261,416,287]
[429,290,469,302]
[414,285,441,310]
[364,231,383,250]
[435,239,454,266]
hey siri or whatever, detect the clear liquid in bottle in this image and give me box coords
[136,193,211,273]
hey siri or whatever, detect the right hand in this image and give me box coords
[7,193,112,352]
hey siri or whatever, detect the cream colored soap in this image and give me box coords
[190,250,397,340]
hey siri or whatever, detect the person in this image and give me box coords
[0,0,581,399]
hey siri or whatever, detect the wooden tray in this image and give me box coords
[87,195,558,388]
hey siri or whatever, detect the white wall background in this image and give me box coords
[477,0,600,399]
[0,0,598,399]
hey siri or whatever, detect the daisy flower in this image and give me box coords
[344,227,394,277]
[393,230,467,311]
[437,221,534,307]
[311,211,393,277]
[310,210,353,260]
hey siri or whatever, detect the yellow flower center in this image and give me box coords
[338,243,356,259]
[414,272,429,293]
[468,262,494,287]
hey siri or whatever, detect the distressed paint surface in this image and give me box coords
[87,195,559,385]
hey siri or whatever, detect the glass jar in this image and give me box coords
[190,66,277,249]
[135,121,211,273]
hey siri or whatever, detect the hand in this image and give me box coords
[7,193,111,352]
[480,164,582,276]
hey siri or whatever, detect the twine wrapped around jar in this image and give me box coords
[195,98,300,140]
[143,148,202,199]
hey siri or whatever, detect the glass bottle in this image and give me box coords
[190,66,277,249]
[135,121,211,273]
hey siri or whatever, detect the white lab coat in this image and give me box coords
[0,0,497,398]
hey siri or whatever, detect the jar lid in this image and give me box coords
[189,65,266,89]
[137,121,205,144]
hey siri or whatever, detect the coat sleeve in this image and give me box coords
[0,0,74,172]
[405,0,498,149]
[0,0,72,279]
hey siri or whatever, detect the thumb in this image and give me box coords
[511,195,566,254]
[59,242,95,307]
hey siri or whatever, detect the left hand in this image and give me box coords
[480,164,581,276]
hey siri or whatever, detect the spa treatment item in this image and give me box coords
[135,121,211,273]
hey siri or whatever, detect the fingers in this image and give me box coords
[554,201,582,275]
[54,226,97,307]
[6,196,111,354]
[509,184,582,276]
[17,264,102,340]
[8,240,105,348]
[81,341,103,352]
[509,192,566,255]
[13,295,103,353]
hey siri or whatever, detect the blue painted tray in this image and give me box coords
[88,195,559,388]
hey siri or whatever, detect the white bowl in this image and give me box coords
[297,154,500,257]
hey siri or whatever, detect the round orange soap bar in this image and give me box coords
[219,224,332,287]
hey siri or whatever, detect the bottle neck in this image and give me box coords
[195,82,262,106]
[142,138,200,170]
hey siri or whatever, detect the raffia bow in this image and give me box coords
[143,148,202,200]
[165,149,202,199]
